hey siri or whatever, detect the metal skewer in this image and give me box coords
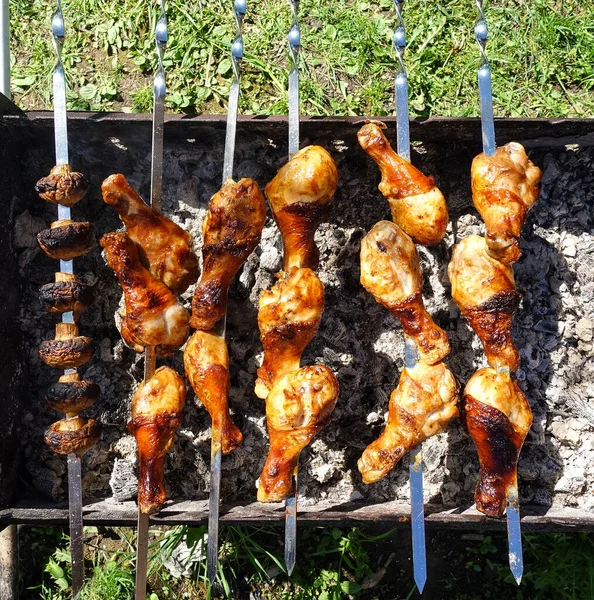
[134,3,167,599]
[51,5,85,597]
[205,0,246,587]
[284,0,300,577]
[473,0,522,585]
[393,1,426,592]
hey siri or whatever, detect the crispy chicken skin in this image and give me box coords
[191,178,266,330]
[463,368,532,518]
[101,232,189,354]
[448,235,521,372]
[360,221,450,365]
[358,121,447,246]
[128,366,186,515]
[471,143,542,265]
[358,362,459,484]
[258,365,339,502]
[184,330,243,454]
[255,267,324,399]
[265,146,338,270]
[102,174,199,295]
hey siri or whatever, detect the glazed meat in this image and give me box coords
[191,178,266,330]
[448,235,521,371]
[184,329,243,454]
[102,174,199,295]
[463,367,532,518]
[358,121,447,246]
[360,220,450,365]
[255,267,324,399]
[471,143,542,264]
[258,365,339,502]
[128,366,186,515]
[358,362,459,484]
[101,232,189,354]
[265,145,338,270]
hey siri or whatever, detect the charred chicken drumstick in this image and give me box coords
[358,121,447,246]
[101,232,189,354]
[358,361,458,484]
[102,174,199,295]
[265,145,339,271]
[258,365,339,502]
[463,367,532,517]
[255,267,324,399]
[190,178,266,330]
[184,329,242,454]
[448,234,521,372]
[360,220,450,365]
[128,366,186,515]
[471,142,542,265]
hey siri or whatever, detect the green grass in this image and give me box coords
[8,0,594,116]
[18,525,594,600]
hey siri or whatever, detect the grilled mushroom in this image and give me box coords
[35,164,89,207]
[39,323,95,369]
[44,417,101,457]
[37,220,95,260]
[39,273,93,318]
[45,372,100,416]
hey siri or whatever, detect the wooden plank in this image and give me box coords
[1,498,594,531]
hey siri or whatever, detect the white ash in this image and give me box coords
[15,132,594,515]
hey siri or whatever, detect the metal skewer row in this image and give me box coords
[284,0,300,578]
[206,0,247,588]
[52,5,84,597]
[134,2,167,598]
[392,1,427,593]
[473,0,523,585]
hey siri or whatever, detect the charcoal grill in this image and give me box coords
[0,111,593,532]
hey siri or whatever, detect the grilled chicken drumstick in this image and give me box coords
[184,330,242,454]
[101,232,189,354]
[471,142,541,265]
[463,367,532,518]
[102,174,199,295]
[265,145,338,271]
[359,361,458,484]
[360,220,450,365]
[258,365,339,502]
[358,121,447,246]
[191,178,266,330]
[255,267,324,399]
[128,366,186,514]
[448,235,521,372]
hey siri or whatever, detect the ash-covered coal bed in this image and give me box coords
[13,119,594,513]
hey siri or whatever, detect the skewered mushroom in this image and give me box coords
[39,272,93,318]
[45,372,100,416]
[35,164,90,207]
[44,416,101,457]
[37,220,95,260]
[39,323,95,369]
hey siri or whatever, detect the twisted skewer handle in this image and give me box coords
[150,0,167,215]
[222,0,246,182]
[52,0,68,171]
[288,0,300,157]
[474,0,495,156]
[393,0,410,161]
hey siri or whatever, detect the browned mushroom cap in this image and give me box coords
[45,378,100,416]
[37,220,95,260]
[39,323,94,369]
[40,274,93,317]
[35,164,89,207]
[44,417,101,457]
